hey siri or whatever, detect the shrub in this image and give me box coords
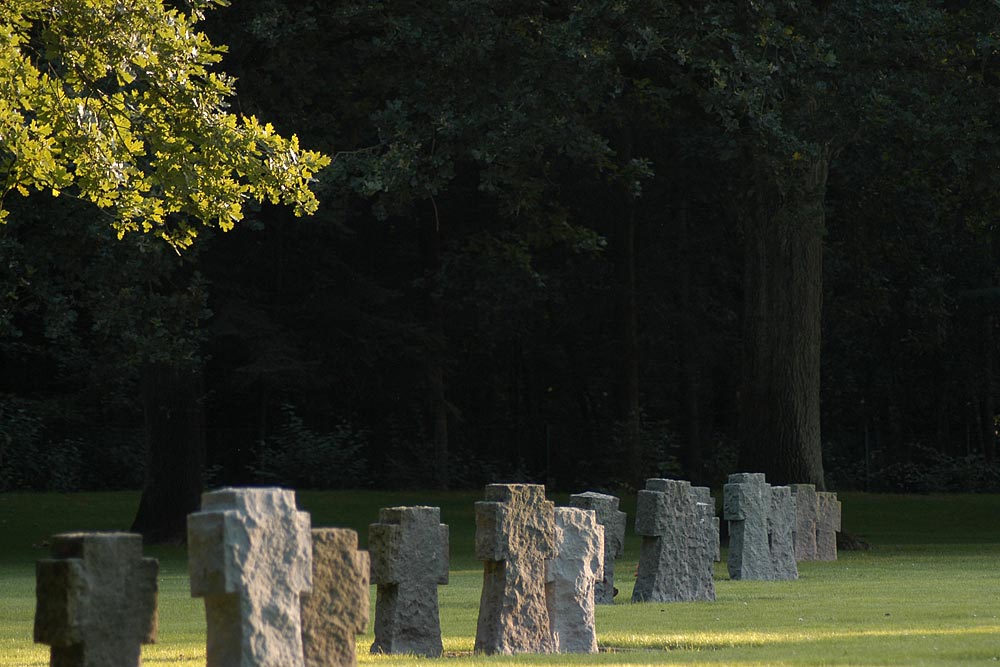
[826,439,1000,493]
[0,401,81,491]
[255,404,369,489]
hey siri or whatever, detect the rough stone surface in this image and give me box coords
[724,473,773,580]
[688,485,720,593]
[713,515,722,561]
[474,483,556,655]
[633,478,716,602]
[188,487,312,667]
[768,487,799,580]
[302,528,370,667]
[690,485,721,563]
[546,507,603,653]
[633,479,688,601]
[34,532,158,667]
[815,492,842,561]
[568,492,625,604]
[789,484,819,561]
[369,506,448,657]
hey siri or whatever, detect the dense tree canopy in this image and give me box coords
[3,0,1000,540]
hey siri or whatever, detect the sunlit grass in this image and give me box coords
[1,491,999,666]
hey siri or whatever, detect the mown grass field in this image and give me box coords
[1,490,998,666]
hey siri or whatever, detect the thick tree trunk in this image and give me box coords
[427,361,450,489]
[738,158,828,489]
[131,363,205,544]
[981,313,997,464]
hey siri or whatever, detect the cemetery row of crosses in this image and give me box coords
[33,475,842,666]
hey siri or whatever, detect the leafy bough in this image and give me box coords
[0,0,330,249]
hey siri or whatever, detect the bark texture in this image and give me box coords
[738,157,828,488]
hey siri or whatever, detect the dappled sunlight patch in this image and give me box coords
[0,644,44,667]
[601,630,770,651]
[807,624,1000,641]
[601,623,1000,653]
[441,636,477,653]
[141,656,205,667]
[142,644,205,666]
[363,650,431,663]
[360,636,478,662]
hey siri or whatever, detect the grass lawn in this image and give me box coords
[1,490,998,666]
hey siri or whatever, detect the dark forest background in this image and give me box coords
[3,1,1000,541]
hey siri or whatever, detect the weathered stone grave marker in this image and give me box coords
[34,532,158,667]
[816,492,842,561]
[302,528,370,667]
[689,484,721,591]
[474,483,556,655]
[633,478,717,602]
[690,485,721,563]
[547,507,603,653]
[789,484,818,561]
[725,474,800,581]
[568,492,625,604]
[188,487,312,667]
[368,506,448,657]
[724,472,772,580]
[769,486,799,580]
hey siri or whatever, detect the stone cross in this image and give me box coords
[724,472,773,580]
[633,478,687,602]
[474,483,557,655]
[34,532,158,667]
[301,528,370,667]
[816,492,842,561]
[546,507,603,653]
[690,485,721,563]
[368,506,448,657]
[633,478,716,602]
[188,487,312,667]
[689,484,720,590]
[769,486,799,580]
[789,484,819,561]
[568,492,625,604]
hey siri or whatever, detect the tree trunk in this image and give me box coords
[981,313,997,464]
[427,360,450,489]
[131,363,205,544]
[677,203,704,482]
[738,157,828,488]
[422,200,451,489]
[616,203,642,486]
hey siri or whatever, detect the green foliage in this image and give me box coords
[254,404,369,489]
[293,0,631,245]
[5,0,1000,495]
[827,444,1000,494]
[1,194,210,381]
[0,399,79,491]
[819,3,1000,481]
[0,0,329,248]
[0,397,145,492]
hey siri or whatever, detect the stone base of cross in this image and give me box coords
[35,532,158,667]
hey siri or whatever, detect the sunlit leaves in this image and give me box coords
[0,0,329,249]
